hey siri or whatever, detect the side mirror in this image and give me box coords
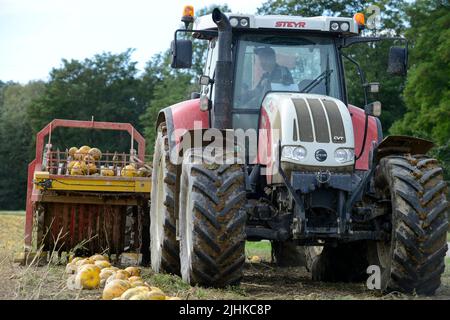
[387,46,407,76]
[365,82,380,93]
[199,75,213,86]
[365,101,382,117]
[170,39,193,69]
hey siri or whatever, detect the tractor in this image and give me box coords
[149,6,448,294]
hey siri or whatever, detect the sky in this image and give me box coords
[0,0,263,84]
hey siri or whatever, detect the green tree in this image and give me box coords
[0,81,45,209]
[391,0,450,177]
[28,49,151,153]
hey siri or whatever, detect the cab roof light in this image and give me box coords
[354,13,365,30]
[182,5,195,28]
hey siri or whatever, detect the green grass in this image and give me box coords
[447,232,450,242]
[0,210,25,216]
[245,240,271,260]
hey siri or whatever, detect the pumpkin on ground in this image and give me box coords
[120,286,149,300]
[90,254,108,262]
[65,262,78,275]
[75,265,101,289]
[102,279,131,300]
[94,260,111,269]
[124,267,141,277]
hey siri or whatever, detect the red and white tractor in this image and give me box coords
[149,7,448,294]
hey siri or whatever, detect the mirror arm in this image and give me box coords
[342,52,368,108]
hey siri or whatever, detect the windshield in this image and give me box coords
[233,34,341,112]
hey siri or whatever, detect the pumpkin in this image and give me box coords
[120,286,149,300]
[116,269,131,278]
[94,260,111,269]
[128,276,142,283]
[250,255,262,263]
[100,270,115,280]
[67,161,77,172]
[90,254,108,262]
[146,290,166,300]
[78,146,91,154]
[101,168,115,176]
[105,271,129,286]
[124,267,141,277]
[137,167,151,177]
[130,281,145,288]
[88,148,102,160]
[149,286,165,295]
[120,164,137,177]
[70,161,86,175]
[65,262,78,275]
[102,279,131,300]
[86,162,98,175]
[68,147,78,158]
[76,258,95,267]
[75,265,101,289]
[166,296,182,300]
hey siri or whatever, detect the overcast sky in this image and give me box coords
[0,0,263,84]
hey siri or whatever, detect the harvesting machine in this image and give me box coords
[24,119,151,264]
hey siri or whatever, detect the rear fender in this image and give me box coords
[375,135,434,162]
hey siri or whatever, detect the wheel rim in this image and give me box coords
[150,135,166,272]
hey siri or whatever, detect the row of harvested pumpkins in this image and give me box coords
[65,254,180,300]
[66,146,150,177]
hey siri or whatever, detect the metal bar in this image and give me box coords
[25,160,36,249]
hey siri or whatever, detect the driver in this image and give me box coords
[254,46,294,86]
[242,47,294,104]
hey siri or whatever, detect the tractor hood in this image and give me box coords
[258,92,355,175]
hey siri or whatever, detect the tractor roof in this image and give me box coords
[194,13,360,36]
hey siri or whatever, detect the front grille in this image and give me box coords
[292,98,346,144]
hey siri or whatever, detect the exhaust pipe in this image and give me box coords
[212,8,232,130]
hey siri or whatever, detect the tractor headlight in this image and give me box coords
[334,148,354,163]
[282,146,307,161]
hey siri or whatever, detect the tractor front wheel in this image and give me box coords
[178,150,247,287]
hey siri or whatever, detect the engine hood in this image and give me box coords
[259,92,355,171]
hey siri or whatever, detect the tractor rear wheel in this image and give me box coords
[271,241,307,267]
[370,155,448,295]
[179,150,247,287]
[149,123,180,275]
[307,242,369,282]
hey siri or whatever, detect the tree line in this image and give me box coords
[0,0,448,210]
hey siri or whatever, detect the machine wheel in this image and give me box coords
[370,155,448,295]
[179,150,246,287]
[307,242,369,282]
[149,123,180,275]
[271,241,307,267]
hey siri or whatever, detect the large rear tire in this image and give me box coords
[370,155,448,295]
[179,150,247,287]
[149,123,180,275]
